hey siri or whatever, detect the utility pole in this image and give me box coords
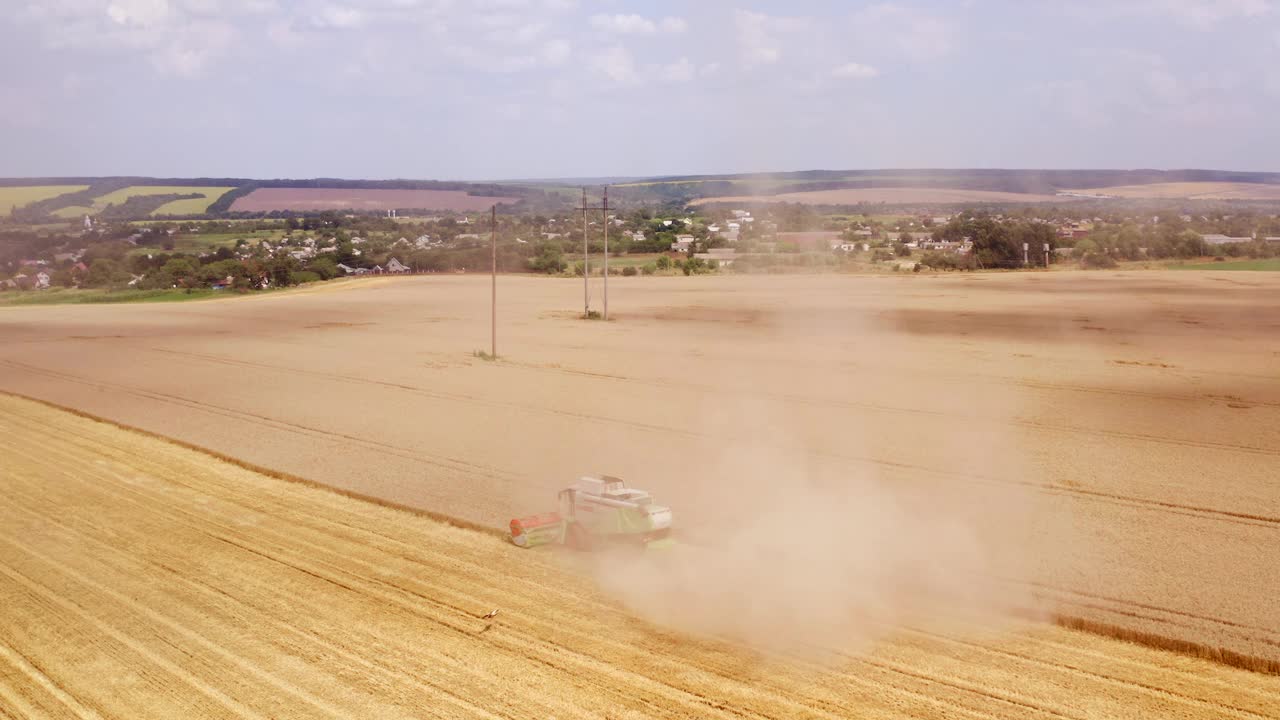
[581,187,589,317]
[602,186,609,321]
[491,205,497,358]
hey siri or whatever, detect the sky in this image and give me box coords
[2,0,1279,179]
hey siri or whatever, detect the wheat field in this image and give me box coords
[0,272,1277,675]
[2,393,1277,719]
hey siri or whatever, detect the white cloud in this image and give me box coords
[590,13,687,35]
[737,9,783,66]
[541,39,571,65]
[660,17,688,33]
[310,4,364,29]
[591,45,639,85]
[1137,0,1270,28]
[1066,0,1271,29]
[851,3,953,62]
[591,13,655,33]
[832,62,880,79]
[107,0,171,27]
[661,57,695,82]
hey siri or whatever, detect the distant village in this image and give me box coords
[4,204,1280,293]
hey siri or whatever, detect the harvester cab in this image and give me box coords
[510,475,673,550]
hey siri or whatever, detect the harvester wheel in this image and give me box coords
[565,522,592,551]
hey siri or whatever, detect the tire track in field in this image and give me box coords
[0,642,104,720]
[1024,581,1280,646]
[11,353,1275,534]
[982,626,1280,711]
[11,397,1279,677]
[889,625,1275,719]
[0,561,276,720]
[0,458,542,720]
[0,501,538,720]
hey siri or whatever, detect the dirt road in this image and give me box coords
[2,393,1277,719]
[0,272,1277,666]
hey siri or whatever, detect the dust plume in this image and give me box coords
[582,295,1048,656]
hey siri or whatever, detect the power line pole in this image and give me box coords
[581,187,589,317]
[491,204,497,358]
[602,186,609,321]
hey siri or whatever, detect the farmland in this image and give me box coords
[229,188,520,212]
[1170,259,1280,271]
[2,392,1278,719]
[0,186,89,215]
[692,187,1060,206]
[1,271,1279,699]
[1070,182,1280,200]
[50,186,235,218]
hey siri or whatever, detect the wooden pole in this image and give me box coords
[602,186,609,321]
[491,205,497,358]
[581,187,589,317]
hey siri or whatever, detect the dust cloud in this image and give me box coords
[582,297,1048,656]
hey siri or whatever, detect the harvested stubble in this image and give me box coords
[1,393,1278,719]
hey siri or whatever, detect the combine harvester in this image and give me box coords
[510,475,673,550]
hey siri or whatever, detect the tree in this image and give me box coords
[528,241,567,274]
[84,259,130,288]
[305,256,340,280]
[655,255,672,270]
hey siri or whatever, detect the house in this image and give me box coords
[385,258,411,273]
[671,235,695,252]
[336,263,359,275]
[34,271,51,290]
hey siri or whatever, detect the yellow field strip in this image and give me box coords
[0,393,1277,719]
